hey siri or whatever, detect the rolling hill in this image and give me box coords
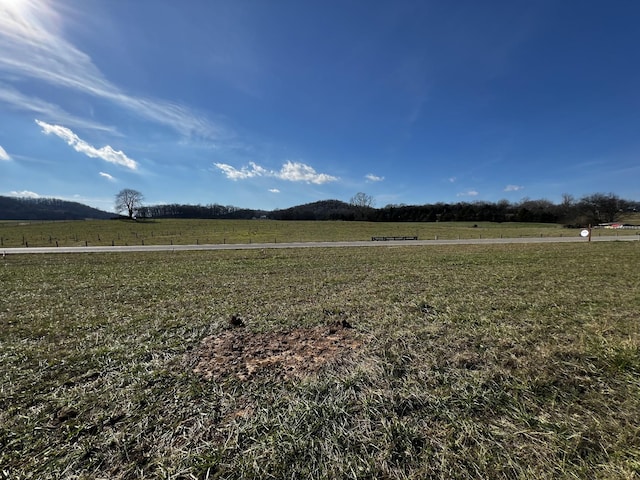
[0,196,114,220]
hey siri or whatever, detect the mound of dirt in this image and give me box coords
[191,322,362,381]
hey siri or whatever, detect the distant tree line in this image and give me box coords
[269,193,639,226]
[3,192,638,225]
[137,203,268,220]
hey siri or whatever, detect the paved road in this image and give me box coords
[1,235,638,255]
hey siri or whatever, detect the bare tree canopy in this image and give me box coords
[115,189,144,219]
[580,193,627,223]
[350,192,374,208]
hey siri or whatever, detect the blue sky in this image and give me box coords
[1,0,639,212]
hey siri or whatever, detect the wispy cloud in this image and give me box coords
[36,119,138,170]
[8,190,40,198]
[269,188,280,193]
[0,0,222,139]
[365,173,384,182]
[99,172,116,181]
[449,177,457,183]
[457,190,479,197]
[504,184,524,192]
[0,145,10,161]
[214,160,338,185]
[0,83,118,133]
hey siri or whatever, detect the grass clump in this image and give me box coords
[1,242,639,478]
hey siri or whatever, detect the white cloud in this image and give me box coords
[213,161,266,180]
[276,161,337,184]
[365,173,384,182]
[36,119,138,170]
[0,1,222,139]
[449,177,457,183]
[99,172,115,181]
[504,184,524,192]
[0,145,10,161]
[8,190,40,198]
[457,190,479,197]
[269,188,280,193]
[214,160,338,184]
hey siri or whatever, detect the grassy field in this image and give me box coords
[1,219,638,249]
[1,241,639,478]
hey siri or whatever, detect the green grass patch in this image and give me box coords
[1,242,639,478]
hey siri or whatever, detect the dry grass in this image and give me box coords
[1,241,639,478]
[3,218,637,249]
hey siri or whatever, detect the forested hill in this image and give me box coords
[0,196,113,220]
[270,200,366,221]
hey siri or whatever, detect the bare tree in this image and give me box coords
[350,192,375,208]
[115,188,144,219]
[580,193,626,224]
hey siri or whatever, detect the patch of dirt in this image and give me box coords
[191,322,362,381]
